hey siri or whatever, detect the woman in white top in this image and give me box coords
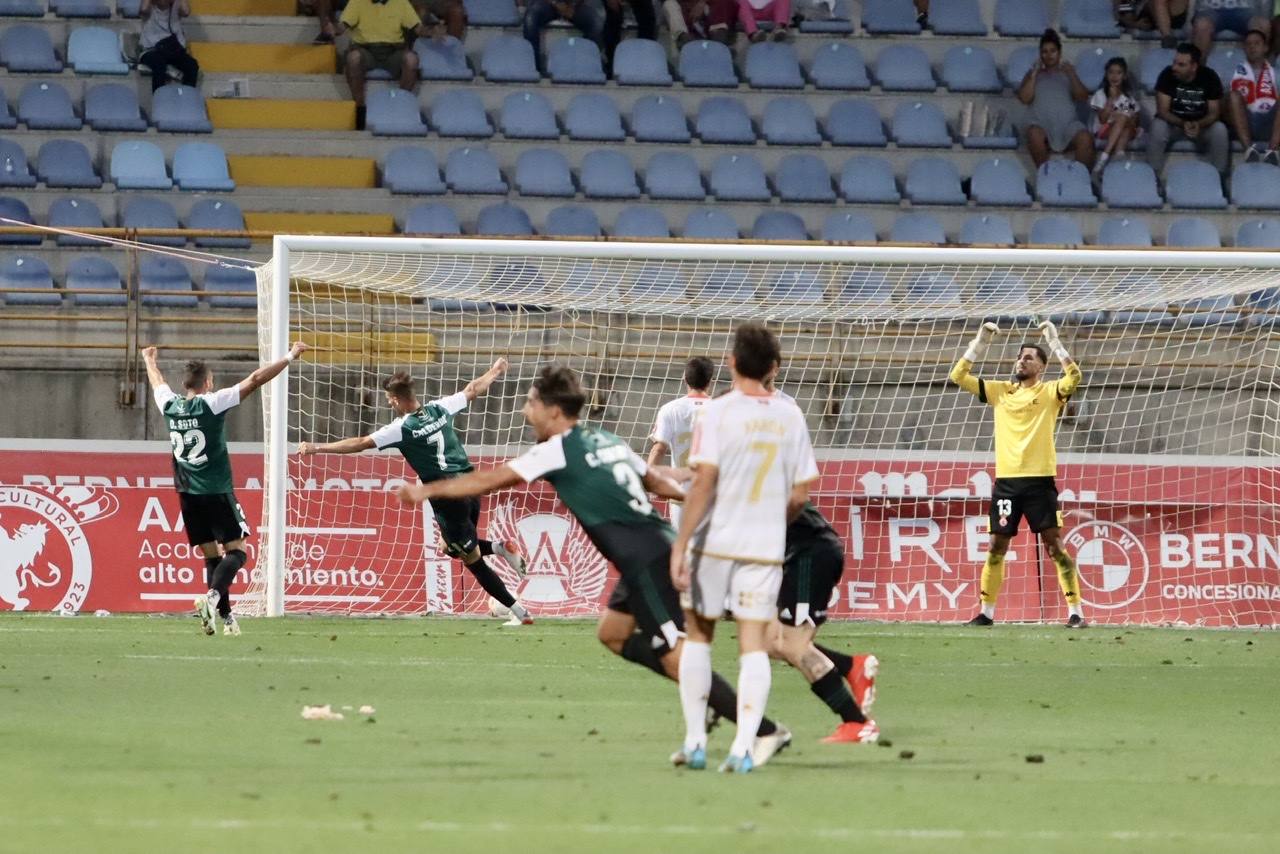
[1090,56,1141,175]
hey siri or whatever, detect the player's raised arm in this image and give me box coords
[396,464,523,506]
[460,357,508,402]
[298,435,375,457]
[141,346,166,390]
[949,322,1000,396]
[235,342,308,400]
[1039,321,1083,398]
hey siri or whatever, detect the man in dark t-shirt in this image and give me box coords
[1149,42,1230,175]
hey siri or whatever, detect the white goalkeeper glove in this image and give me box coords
[963,322,1000,363]
[1038,320,1070,362]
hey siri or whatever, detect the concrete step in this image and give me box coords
[189,42,335,74]
[228,154,377,188]
[242,211,395,233]
[192,0,297,15]
[209,98,355,130]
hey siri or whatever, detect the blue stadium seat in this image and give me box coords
[463,0,519,26]
[565,93,624,141]
[0,95,13,129]
[1206,46,1243,87]
[366,87,426,135]
[960,213,1015,245]
[481,35,540,83]
[1074,47,1109,91]
[905,157,966,205]
[826,99,886,146]
[752,210,808,241]
[85,83,146,130]
[187,198,250,248]
[1237,219,1280,248]
[117,0,139,15]
[930,0,986,35]
[37,139,100,188]
[629,263,689,300]
[581,150,639,199]
[1166,217,1221,247]
[445,147,507,194]
[744,42,804,89]
[613,39,671,85]
[1097,215,1153,246]
[1061,0,1120,38]
[1,25,62,72]
[0,196,39,244]
[139,257,196,307]
[683,209,739,239]
[414,36,472,81]
[514,148,574,197]
[1139,47,1174,93]
[678,40,737,87]
[547,36,605,84]
[994,0,1047,36]
[429,90,492,137]
[1165,160,1227,208]
[709,153,769,201]
[0,1,44,15]
[631,94,690,142]
[47,196,103,246]
[875,45,934,91]
[0,138,37,187]
[839,156,899,203]
[862,0,920,34]
[762,97,821,145]
[499,91,558,139]
[701,267,755,301]
[822,212,876,242]
[66,256,124,306]
[644,151,704,200]
[905,268,963,308]
[613,207,669,238]
[1003,45,1038,88]
[51,0,110,16]
[1035,160,1096,207]
[695,97,755,144]
[18,82,80,130]
[475,202,534,236]
[1101,160,1162,208]
[545,205,601,237]
[941,46,1000,93]
[970,156,1031,206]
[963,115,1019,151]
[839,269,894,307]
[809,42,869,92]
[173,142,233,191]
[383,146,445,194]
[68,26,127,74]
[204,265,257,309]
[1231,163,1280,209]
[776,154,834,202]
[799,0,854,34]
[1172,293,1240,328]
[892,101,950,147]
[152,84,211,133]
[0,254,57,304]
[1029,214,1084,246]
[123,197,183,246]
[769,268,825,302]
[891,213,946,244]
[403,202,462,235]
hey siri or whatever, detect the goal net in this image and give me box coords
[241,237,1280,628]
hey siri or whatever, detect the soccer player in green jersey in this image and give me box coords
[142,341,308,636]
[300,359,531,624]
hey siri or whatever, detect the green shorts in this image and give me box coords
[352,43,409,76]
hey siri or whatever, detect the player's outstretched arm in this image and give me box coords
[646,440,670,468]
[298,436,376,457]
[949,322,999,395]
[141,346,166,390]
[642,467,686,502]
[1039,321,1083,397]
[650,464,693,485]
[669,463,717,591]
[397,464,523,506]
[460,357,508,402]
[236,342,308,400]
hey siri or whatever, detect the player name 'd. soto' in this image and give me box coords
[169,417,200,431]
[584,443,630,468]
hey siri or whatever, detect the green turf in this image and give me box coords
[1,615,1277,854]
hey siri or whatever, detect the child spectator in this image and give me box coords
[1091,57,1142,175]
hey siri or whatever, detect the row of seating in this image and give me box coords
[0,137,232,190]
[0,253,254,306]
[0,195,248,247]
[0,0,137,19]
[1,82,209,131]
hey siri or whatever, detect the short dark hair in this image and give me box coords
[1245,28,1269,43]
[1040,28,1061,50]
[182,360,209,391]
[382,370,415,399]
[532,363,585,418]
[684,357,715,391]
[1176,42,1201,65]
[732,322,781,381]
[1020,343,1048,364]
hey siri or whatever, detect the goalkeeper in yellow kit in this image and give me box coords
[949,320,1087,628]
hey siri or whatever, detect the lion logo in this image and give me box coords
[0,486,104,614]
[0,518,60,611]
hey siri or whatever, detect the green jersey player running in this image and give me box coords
[142,341,308,637]
[299,359,531,625]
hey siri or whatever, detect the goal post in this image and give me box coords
[249,235,1280,627]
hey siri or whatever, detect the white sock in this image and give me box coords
[1069,603,1084,618]
[508,602,529,620]
[678,641,712,752]
[981,602,996,620]
[207,589,220,609]
[729,651,771,759]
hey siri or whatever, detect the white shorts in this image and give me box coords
[681,551,781,622]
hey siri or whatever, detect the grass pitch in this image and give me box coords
[1,615,1276,854]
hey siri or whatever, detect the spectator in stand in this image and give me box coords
[1192,0,1271,60]
[139,0,199,93]
[1018,29,1095,169]
[1090,57,1142,175]
[1229,29,1280,162]
[1114,0,1190,48]
[334,0,442,130]
[524,0,605,72]
[663,0,735,46]
[315,1,464,44]
[1150,43,1230,175]
[737,0,792,42]
[914,0,928,27]
[603,0,657,73]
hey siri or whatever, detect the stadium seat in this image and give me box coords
[613,39,671,85]
[891,213,946,244]
[47,196,104,246]
[547,37,606,84]
[960,213,1015,245]
[701,267,756,300]
[631,95,690,142]
[839,156,899,203]
[1061,0,1120,38]
[769,268,825,302]
[613,207,670,238]
[1,25,62,72]
[581,150,640,199]
[809,42,870,90]
[0,196,39,244]
[994,0,1047,36]
[18,82,80,130]
[1002,49,1039,93]
[930,0,986,35]
[709,153,770,201]
[839,269,894,307]
[629,263,690,300]
[123,197,183,246]
[644,151,704,200]
[975,270,1033,324]
[513,148,574,197]
[892,101,950,147]
[36,139,100,188]
[68,26,127,74]
[0,254,57,304]
[0,95,13,129]
[962,114,1019,151]
[1237,218,1280,248]
[695,97,755,144]
[906,269,963,309]
[1139,47,1175,93]
[1028,214,1084,246]
[151,84,211,133]
[429,90,492,137]
[762,97,821,145]
[776,154,835,202]
[1074,47,1109,92]
[366,87,427,135]
[51,0,110,16]
[544,205,602,238]
[462,0,519,26]
[970,157,1031,206]
[744,42,804,89]
[683,209,739,239]
[1207,47,1243,88]
[187,198,250,248]
[1231,163,1280,209]
[66,255,124,306]
[402,202,461,235]
[1100,160,1162,208]
[752,210,808,241]
[1035,160,1096,207]
[139,257,196,306]
[941,46,1000,93]
[0,0,44,15]
[565,93,624,141]
[905,157,966,205]
[1097,216,1153,246]
[1172,293,1240,328]
[500,91,559,139]
[173,142,233,191]
[1164,161,1227,209]
[414,36,472,81]
[0,138,37,187]
[117,0,140,15]
[383,146,445,194]
[475,202,534,236]
[799,0,854,34]
[678,40,737,87]
[826,99,886,146]
[862,0,920,34]
[204,265,257,309]
[445,147,507,194]
[822,212,876,243]
[1166,217,1221,247]
[481,35,539,83]
[875,45,934,91]
[84,83,146,130]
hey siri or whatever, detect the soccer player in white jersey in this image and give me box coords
[670,323,819,773]
[647,357,715,531]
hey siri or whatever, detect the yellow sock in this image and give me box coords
[1052,551,1082,606]
[980,553,1006,606]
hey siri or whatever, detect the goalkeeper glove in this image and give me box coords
[963,322,1000,363]
[1038,321,1070,362]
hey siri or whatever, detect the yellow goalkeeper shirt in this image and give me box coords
[949,359,1082,478]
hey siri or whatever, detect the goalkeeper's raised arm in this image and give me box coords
[1038,321,1083,398]
[948,321,1000,397]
